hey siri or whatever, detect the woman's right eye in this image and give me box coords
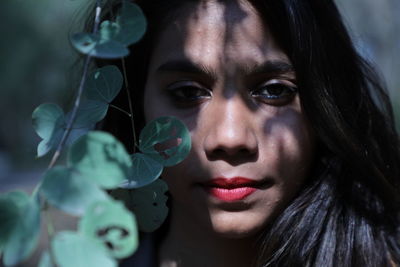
[166,82,212,105]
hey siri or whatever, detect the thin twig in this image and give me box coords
[47,0,102,170]
[121,57,137,152]
[110,104,132,117]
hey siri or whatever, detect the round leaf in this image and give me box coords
[111,179,169,232]
[52,231,116,267]
[66,100,108,128]
[32,103,66,157]
[32,103,65,140]
[70,33,99,54]
[70,33,129,59]
[79,200,138,259]
[139,116,191,166]
[40,167,109,216]
[121,153,163,189]
[0,194,19,251]
[84,66,123,103]
[68,131,132,189]
[113,2,147,45]
[1,191,41,267]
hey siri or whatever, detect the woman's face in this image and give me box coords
[144,0,315,238]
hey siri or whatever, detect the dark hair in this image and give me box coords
[97,0,400,266]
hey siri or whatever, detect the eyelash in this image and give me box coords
[250,81,298,106]
[166,80,297,106]
[166,82,211,105]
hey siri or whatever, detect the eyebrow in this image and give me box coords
[155,59,294,79]
[156,60,218,81]
[244,61,295,76]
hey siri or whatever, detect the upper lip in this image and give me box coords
[201,177,264,189]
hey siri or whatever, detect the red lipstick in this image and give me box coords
[202,177,260,202]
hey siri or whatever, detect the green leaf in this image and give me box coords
[38,251,54,267]
[32,103,101,157]
[111,179,169,232]
[0,194,19,251]
[52,231,116,267]
[79,200,138,259]
[70,33,99,54]
[39,167,109,216]
[66,100,108,128]
[68,131,132,189]
[113,2,147,45]
[32,103,65,140]
[32,103,65,157]
[84,66,123,103]
[120,153,163,189]
[139,116,191,166]
[1,191,41,267]
[70,33,129,59]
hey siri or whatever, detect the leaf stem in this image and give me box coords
[110,104,132,117]
[121,57,138,152]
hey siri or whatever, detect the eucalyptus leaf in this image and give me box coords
[39,167,109,216]
[112,2,147,45]
[32,102,100,157]
[84,65,123,103]
[66,100,108,128]
[111,179,169,232]
[32,103,64,140]
[139,116,191,166]
[32,103,65,157]
[0,194,19,251]
[122,153,163,189]
[1,191,41,267]
[52,231,116,267]
[68,131,132,189]
[70,3,146,58]
[71,32,129,59]
[79,200,138,259]
[70,33,99,54]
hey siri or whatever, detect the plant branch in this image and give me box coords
[47,0,103,169]
[121,57,137,152]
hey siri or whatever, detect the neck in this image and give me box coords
[158,201,259,267]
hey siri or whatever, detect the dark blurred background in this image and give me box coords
[0,0,399,191]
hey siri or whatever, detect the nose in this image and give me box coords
[204,96,258,162]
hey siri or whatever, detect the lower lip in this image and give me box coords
[206,187,257,202]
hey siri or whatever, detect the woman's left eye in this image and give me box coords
[250,82,298,105]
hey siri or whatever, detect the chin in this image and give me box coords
[208,210,269,239]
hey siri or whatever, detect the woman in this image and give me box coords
[97,0,400,266]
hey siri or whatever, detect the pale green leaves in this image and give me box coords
[40,167,109,216]
[68,131,132,189]
[121,116,191,189]
[79,201,138,258]
[112,117,190,231]
[39,131,131,216]
[71,2,146,59]
[32,66,123,157]
[139,116,191,166]
[52,231,117,267]
[111,179,169,232]
[0,192,40,267]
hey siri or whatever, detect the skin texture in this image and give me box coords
[143,0,315,266]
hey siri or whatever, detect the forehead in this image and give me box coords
[149,0,290,73]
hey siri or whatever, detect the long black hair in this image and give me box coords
[95,0,400,266]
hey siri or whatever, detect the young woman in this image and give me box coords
[97,0,400,266]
